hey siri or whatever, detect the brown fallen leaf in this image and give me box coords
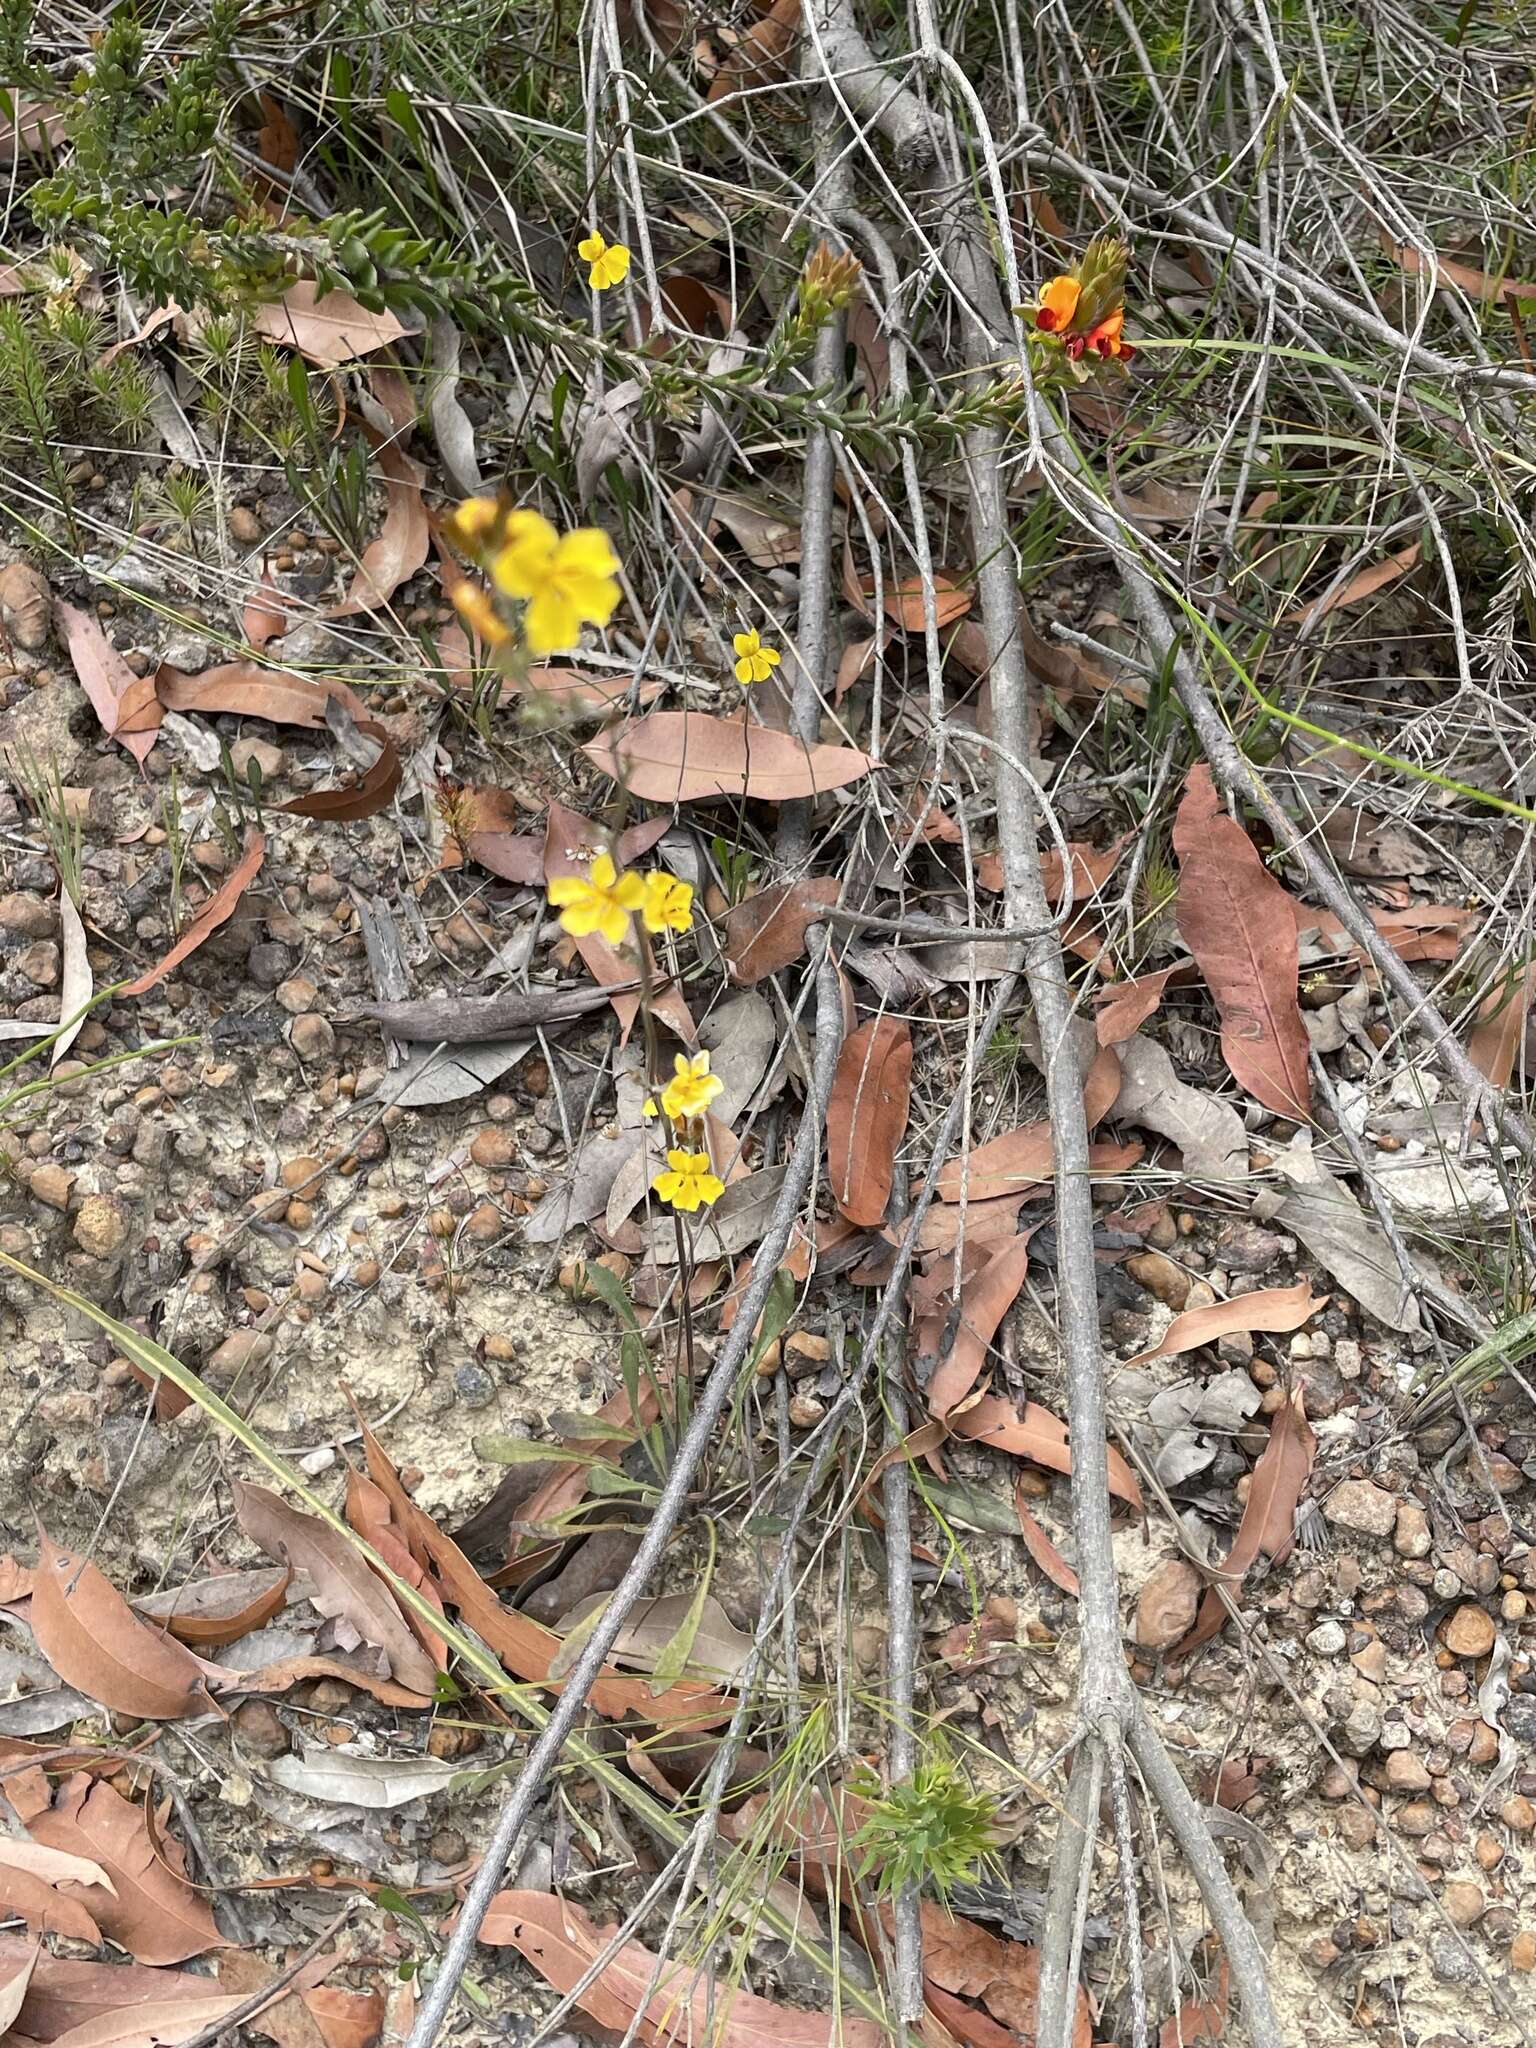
[0,99,68,153]
[0,1939,244,2042]
[28,1773,229,1966]
[542,802,694,1042]
[242,569,294,650]
[277,720,401,822]
[352,981,619,1045]
[55,602,162,768]
[481,1889,882,2048]
[134,1567,292,1649]
[1467,962,1536,1090]
[498,1376,664,1571]
[1124,1279,1323,1369]
[300,1983,385,2048]
[1171,1384,1315,1659]
[914,1906,1091,2048]
[724,878,842,982]
[1173,764,1311,1119]
[251,282,406,370]
[849,571,971,632]
[356,1420,730,1729]
[216,1951,334,2048]
[924,1234,1034,1420]
[231,1482,438,1697]
[584,710,875,804]
[0,1839,111,1943]
[0,1939,38,2036]
[932,1043,1121,1201]
[0,561,52,650]
[344,1466,449,1672]
[1095,965,1180,1046]
[1285,539,1421,629]
[951,1395,1142,1510]
[1015,1486,1080,1597]
[706,0,802,104]
[329,445,429,618]
[225,1654,427,1709]
[1286,894,1476,967]
[827,1016,911,1228]
[120,829,265,997]
[1381,229,1536,304]
[29,1530,219,1721]
[156,663,368,730]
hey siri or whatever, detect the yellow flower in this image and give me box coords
[449,580,512,647]
[547,851,644,946]
[732,628,781,685]
[659,1051,722,1122]
[1034,275,1082,333]
[578,232,631,292]
[641,869,694,934]
[491,511,621,656]
[446,496,503,552]
[653,1148,724,1213]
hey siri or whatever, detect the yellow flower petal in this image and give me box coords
[577,232,607,264]
[733,630,759,659]
[524,587,585,656]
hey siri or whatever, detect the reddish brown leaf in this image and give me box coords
[520,665,663,714]
[224,1655,427,1708]
[356,1421,730,1730]
[481,1889,882,2048]
[1381,230,1536,303]
[1172,1385,1315,1659]
[852,572,971,632]
[1124,1279,1323,1369]
[1468,962,1536,1089]
[330,445,429,618]
[724,878,841,982]
[55,602,162,767]
[933,1044,1121,1201]
[499,1377,663,1569]
[1285,895,1476,966]
[0,1940,245,2043]
[706,0,802,103]
[120,829,264,996]
[300,1984,384,2048]
[542,802,694,1042]
[924,1234,1033,1420]
[917,1908,1091,2048]
[29,1531,218,1721]
[155,664,367,729]
[583,710,874,804]
[134,1567,291,1648]
[231,1483,437,1696]
[343,1467,449,1671]
[1015,1486,1080,1597]
[0,1841,109,1943]
[1173,765,1311,1118]
[952,1395,1142,1510]
[827,1016,911,1227]
[251,283,406,370]
[28,1774,228,1966]
[240,572,294,650]
[1286,538,1421,628]
[1159,1960,1229,2048]
[277,722,400,821]
[1095,965,1179,1046]
[216,1952,334,2048]
[933,1614,1015,1673]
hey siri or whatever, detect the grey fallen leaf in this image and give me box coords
[605,1133,661,1239]
[711,490,802,568]
[576,375,643,505]
[426,315,483,499]
[387,1037,532,1107]
[1109,1034,1248,1184]
[524,1130,646,1246]
[218,1625,319,1671]
[0,1688,95,1735]
[555,1591,755,1683]
[355,980,625,1044]
[1262,1137,1419,1333]
[698,991,778,1125]
[157,709,222,772]
[0,1020,55,1043]
[261,1744,462,1810]
[1142,1373,1263,1487]
[245,1779,412,1875]
[1374,1152,1510,1227]
[52,888,90,1069]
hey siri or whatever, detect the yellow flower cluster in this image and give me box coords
[644,1051,723,1124]
[547,853,694,948]
[446,498,621,658]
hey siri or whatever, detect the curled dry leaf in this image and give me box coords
[330,445,430,618]
[156,663,368,730]
[300,1983,386,2048]
[0,1839,114,1943]
[344,1465,449,1671]
[28,1773,229,1966]
[584,710,875,805]
[706,0,803,104]
[1124,1279,1323,1370]
[1286,539,1421,629]
[923,1234,1033,1421]
[724,878,841,983]
[251,282,407,370]
[52,887,90,1069]
[481,1889,883,2048]
[277,721,401,822]
[1015,1486,1080,1598]
[1095,965,1180,1047]
[55,602,162,767]
[909,1903,1092,2048]
[242,570,293,650]
[0,561,52,649]
[232,1481,438,1697]
[1380,228,1536,303]
[933,1044,1121,1201]
[119,829,265,997]
[826,1016,912,1228]
[1467,963,1536,1090]
[1171,1384,1315,1659]
[134,1567,292,1648]
[29,1530,220,1721]
[952,1395,1142,1510]
[1173,764,1310,1119]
